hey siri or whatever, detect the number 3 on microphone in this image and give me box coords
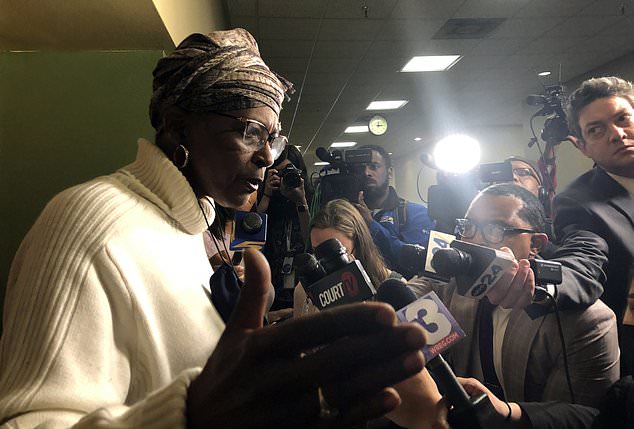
[404,298,452,345]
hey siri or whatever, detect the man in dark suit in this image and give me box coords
[555,76,634,377]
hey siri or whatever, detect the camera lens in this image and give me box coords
[281,165,302,188]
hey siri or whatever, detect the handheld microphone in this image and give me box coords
[398,229,456,281]
[297,239,376,310]
[431,240,516,299]
[374,278,416,311]
[230,211,268,251]
[374,279,473,416]
[293,253,326,287]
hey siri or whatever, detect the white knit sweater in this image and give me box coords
[0,139,225,428]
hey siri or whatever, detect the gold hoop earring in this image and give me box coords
[172,145,189,169]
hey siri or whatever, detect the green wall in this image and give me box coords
[0,51,163,331]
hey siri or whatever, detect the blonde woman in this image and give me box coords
[294,198,404,317]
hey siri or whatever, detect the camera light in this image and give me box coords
[537,71,551,77]
[414,137,422,141]
[433,134,481,174]
[314,161,330,166]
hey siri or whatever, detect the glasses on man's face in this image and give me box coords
[213,112,287,160]
[455,218,536,244]
[512,167,539,183]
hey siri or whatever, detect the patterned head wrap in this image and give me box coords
[149,28,293,131]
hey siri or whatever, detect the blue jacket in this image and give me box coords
[368,187,435,272]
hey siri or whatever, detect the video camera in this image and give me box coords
[526,84,570,144]
[426,160,514,234]
[314,147,373,206]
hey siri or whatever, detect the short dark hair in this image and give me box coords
[567,76,634,138]
[478,183,546,233]
[359,144,392,168]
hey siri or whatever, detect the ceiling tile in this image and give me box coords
[596,16,634,36]
[579,0,629,16]
[469,38,529,55]
[454,0,532,18]
[324,0,399,19]
[258,18,321,39]
[318,19,384,41]
[391,0,467,19]
[542,16,621,37]
[313,40,373,59]
[258,0,326,18]
[258,40,314,58]
[490,17,564,38]
[376,19,447,40]
[266,57,311,73]
[515,0,595,17]
[308,57,359,73]
[518,37,582,54]
[500,53,558,70]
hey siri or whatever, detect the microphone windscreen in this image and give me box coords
[431,248,470,277]
[375,278,417,311]
[316,147,335,164]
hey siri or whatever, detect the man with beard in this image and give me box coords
[353,145,435,274]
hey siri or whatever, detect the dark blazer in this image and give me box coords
[554,167,634,376]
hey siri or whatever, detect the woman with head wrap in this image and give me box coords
[0,29,428,428]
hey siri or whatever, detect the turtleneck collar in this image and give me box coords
[121,138,215,235]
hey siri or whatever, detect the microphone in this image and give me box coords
[398,229,457,281]
[294,253,326,288]
[316,147,334,164]
[431,240,516,299]
[373,279,473,416]
[374,278,416,311]
[431,240,562,301]
[230,211,268,251]
[296,239,376,310]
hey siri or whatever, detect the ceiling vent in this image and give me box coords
[433,18,506,39]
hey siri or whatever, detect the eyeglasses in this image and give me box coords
[512,167,540,184]
[455,218,536,244]
[213,112,287,160]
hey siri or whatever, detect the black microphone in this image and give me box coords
[431,240,516,299]
[300,238,376,310]
[374,278,416,311]
[316,147,334,164]
[294,253,326,288]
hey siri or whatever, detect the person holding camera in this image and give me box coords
[256,144,313,310]
[353,145,435,276]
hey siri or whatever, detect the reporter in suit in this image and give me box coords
[410,184,620,428]
[555,76,634,376]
